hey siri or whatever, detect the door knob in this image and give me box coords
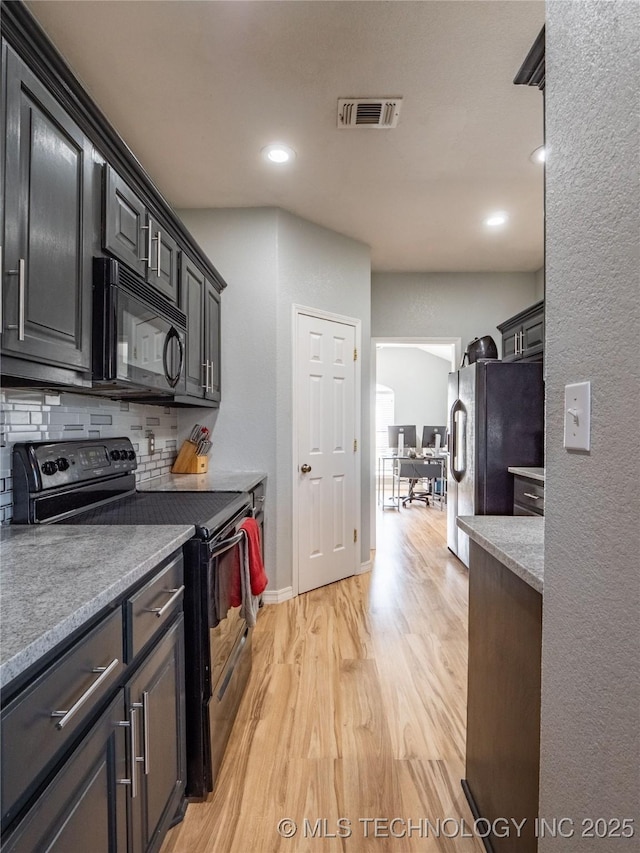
[300,464,312,473]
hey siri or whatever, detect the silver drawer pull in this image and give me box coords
[142,691,150,774]
[117,709,139,798]
[148,585,185,618]
[523,492,541,500]
[51,658,119,729]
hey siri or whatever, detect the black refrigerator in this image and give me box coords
[447,360,544,567]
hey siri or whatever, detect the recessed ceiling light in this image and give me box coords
[530,145,546,164]
[485,212,508,227]
[262,143,296,164]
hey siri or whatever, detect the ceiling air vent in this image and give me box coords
[337,98,403,129]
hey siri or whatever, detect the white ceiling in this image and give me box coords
[27,0,545,273]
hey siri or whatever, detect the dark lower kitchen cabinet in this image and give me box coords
[1,550,187,853]
[103,165,179,305]
[179,254,221,405]
[464,540,542,853]
[1,690,129,853]
[497,300,544,363]
[1,43,93,386]
[127,616,186,853]
[513,474,545,516]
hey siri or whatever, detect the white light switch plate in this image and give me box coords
[564,381,591,451]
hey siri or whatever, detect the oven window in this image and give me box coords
[209,541,246,691]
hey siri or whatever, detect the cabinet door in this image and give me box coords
[104,165,147,277]
[128,616,186,853]
[148,218,179,304]
[1,691,128,853]
[500,324,520,362]
[181,254,205,398]
[204,280,221,402]
[2,47,92,371]
[521,307,544,360]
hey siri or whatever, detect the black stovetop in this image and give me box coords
[57,490,249,540]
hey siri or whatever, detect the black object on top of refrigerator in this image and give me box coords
[447,361,544,567]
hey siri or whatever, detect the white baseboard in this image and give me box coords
[261,586,294,604]
[356,559,372,575]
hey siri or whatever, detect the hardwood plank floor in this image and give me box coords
[162,505,483,853]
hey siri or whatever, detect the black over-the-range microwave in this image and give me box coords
[92,257,187,398]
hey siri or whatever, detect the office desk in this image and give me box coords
[377,454,447,510]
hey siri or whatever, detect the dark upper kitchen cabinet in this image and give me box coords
[182,254,206,398]
[2,2,227,402]
[204,281,221,403]
[1,44,93,385]
[104,165,147,277]
[497,300,544,363]
[179,254,221,405]
[104,165,179,305]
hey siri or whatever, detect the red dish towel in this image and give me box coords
[240,517,268,596]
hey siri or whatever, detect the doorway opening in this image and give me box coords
[370,336,460,548]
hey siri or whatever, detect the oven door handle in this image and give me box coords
[209,530,245,559]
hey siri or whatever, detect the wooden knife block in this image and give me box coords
[171,440,209,474]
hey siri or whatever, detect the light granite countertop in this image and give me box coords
[507,466,545,482]
[138,470,267,493]
[456,516,544,594]
[0,524,194,689]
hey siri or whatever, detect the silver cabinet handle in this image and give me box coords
[141,223,151,264]
[129,706,139,798]
[6,259,25,339]
[147,585,185,618]
[51,658,119,729]
[117,707,139,797]
[523,492,541,500]
[156,231,162,278]
[0,245,3,332]
[142,691,150,775]
[514,331,520,355]
[202,361,210,391]
[18,258,25,340]
[520,330,525,353]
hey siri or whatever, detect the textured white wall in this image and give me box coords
[376,347,449,430]
[540,2,640,846]
[177,207,280,583]
[371,271,538,356]
[177,207,371,590]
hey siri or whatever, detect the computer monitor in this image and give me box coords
[387,425,417,453]
[421,425,447,450]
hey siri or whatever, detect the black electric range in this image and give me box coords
[11,437,248,539]
[11,437,255,800]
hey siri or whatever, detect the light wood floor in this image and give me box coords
[162,505,483,853]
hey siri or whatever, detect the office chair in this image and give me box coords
[396,460,443,508]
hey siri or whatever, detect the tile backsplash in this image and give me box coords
[0,389,179,523]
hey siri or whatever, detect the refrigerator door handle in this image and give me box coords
[450,399,467,483]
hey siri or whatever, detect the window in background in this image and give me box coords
[375,384,395,455]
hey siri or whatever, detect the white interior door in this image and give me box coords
[296,312,357,594]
